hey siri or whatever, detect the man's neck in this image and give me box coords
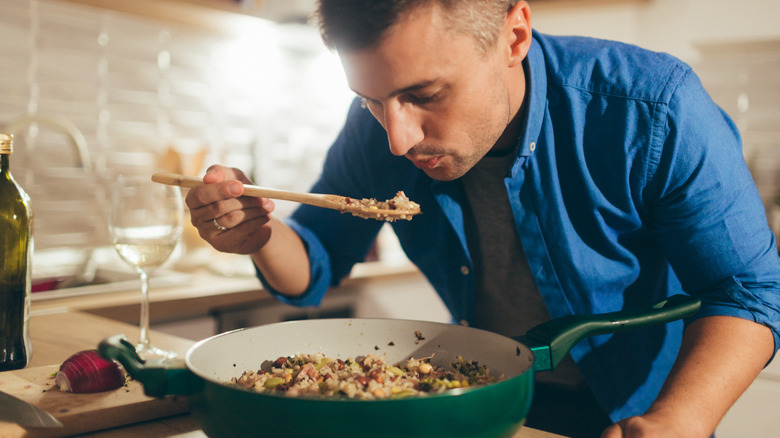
[488,100,526,157]
[488,61,528,157]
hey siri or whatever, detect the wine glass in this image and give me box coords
[108,174,183,360]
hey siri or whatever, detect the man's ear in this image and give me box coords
[506,1,532,68]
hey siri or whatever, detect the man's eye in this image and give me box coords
[359,97,381,109]
[408,94,436,105]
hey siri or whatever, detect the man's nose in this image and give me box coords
[383,103,423,157]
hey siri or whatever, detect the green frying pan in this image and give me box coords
[100,294,699,438]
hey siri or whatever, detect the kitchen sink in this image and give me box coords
[31,246,192,301]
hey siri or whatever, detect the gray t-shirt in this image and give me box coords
[461,153,583,387]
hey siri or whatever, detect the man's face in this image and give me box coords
[340,4,521,181]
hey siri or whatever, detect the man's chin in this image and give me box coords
[422,167,466,182]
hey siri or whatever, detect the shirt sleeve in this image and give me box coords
[256,99,388,306]
[257,217,333,307]
[646,68,780,356]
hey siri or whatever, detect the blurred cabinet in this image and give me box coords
[695,39,780,237]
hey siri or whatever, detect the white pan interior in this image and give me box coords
[186,318,535,385]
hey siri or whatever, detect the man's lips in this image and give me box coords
[410,156,442,170]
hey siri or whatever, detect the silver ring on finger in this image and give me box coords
[213,218,229,232]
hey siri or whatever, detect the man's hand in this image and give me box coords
[186,164,312,296]
[185,165,275,255]
[601,315,773,438]
[601,413,693,437]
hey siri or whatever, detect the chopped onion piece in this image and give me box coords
[55,350,125,393]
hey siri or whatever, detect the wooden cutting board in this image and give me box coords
[0,364,190,437]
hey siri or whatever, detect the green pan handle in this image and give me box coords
[98,334,202,397]
[515,294,701,372]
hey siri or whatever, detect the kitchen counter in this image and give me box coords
[0,310,565,438]
[29,259,426,325]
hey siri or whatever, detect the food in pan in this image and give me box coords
[231,353,501,399]
[341,191,421,222]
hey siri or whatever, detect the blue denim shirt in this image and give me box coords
[259,32,780,421]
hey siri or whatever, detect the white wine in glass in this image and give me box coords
[109,174,183,360]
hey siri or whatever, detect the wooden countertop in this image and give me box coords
[0,311,564,438]
[26,311,194,368]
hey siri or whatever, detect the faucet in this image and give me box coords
[4,113,101,280]
[3,113,92,171]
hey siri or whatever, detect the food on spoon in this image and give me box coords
[231,353,502,399]
[341,191,421,222]
[55,349,125,393]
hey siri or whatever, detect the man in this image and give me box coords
[185,1,780,437]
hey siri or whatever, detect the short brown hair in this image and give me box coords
[315,0,519,55]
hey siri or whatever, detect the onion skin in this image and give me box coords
[56,350,125,393]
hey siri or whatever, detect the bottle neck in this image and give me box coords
[1,153,9,174]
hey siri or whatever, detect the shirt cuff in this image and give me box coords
[254,218,332,308]
[694,276,780,365]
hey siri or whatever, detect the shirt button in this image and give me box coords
[460,266,470,275]
[529,142,536,151]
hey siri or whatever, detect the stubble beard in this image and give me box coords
[421,82,513,182]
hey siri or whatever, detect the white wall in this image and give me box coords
[531,0,780,61]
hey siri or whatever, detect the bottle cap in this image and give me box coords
[0,133,12,154]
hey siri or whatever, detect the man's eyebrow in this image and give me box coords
[352,80,437,101]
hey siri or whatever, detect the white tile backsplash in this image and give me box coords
[0,0,353,252]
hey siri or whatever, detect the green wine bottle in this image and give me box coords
[0,133,33,371]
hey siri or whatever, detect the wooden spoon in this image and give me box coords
[151,172,421,222]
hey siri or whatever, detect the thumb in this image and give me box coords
[600,423,623,438]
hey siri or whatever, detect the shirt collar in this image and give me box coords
[515,34,546,160]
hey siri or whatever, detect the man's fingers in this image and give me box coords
[185,180,241,209]
[203,165,253,185]
[204,201,273,230]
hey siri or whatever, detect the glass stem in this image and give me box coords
[138,269,151,349]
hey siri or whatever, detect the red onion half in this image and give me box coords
[55,350,125,393]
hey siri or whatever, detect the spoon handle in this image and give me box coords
[151,172,343,210]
